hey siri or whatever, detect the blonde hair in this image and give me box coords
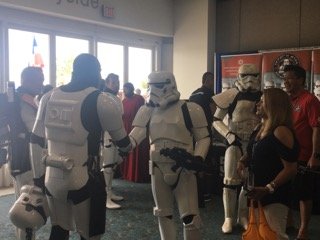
[260,88,293,135]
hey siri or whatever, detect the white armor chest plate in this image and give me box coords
[229,100,260,140]
[149,101,192,146]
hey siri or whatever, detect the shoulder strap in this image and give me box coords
[228,92,240,119]
[82,90,102,156]
[181,101,193,133]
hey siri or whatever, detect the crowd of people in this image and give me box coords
[1,53,319,240]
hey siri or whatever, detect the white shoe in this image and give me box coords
[237,217,248,230]
[106,197,121,209]
[111,192,124,201]
[222,218,233,233]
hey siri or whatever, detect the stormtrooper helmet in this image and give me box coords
[264,79,275,89]
[315,80,320,89]
[9,185,49,230]
[235,64,260,92]
[147,71,180,109]
[314,87,320,101]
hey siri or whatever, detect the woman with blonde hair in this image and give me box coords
[240,88,299,240]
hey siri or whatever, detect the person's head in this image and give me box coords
[283,64,306,96]
[315,80,320,89]
[105,73,120,95]
[235,64,260,92]
[71,53,101,88]
[256,88,293,133]
[135,88,141,95]
[202,72,215,91]
[147,71,180,109]
[123,82,135,98]
[20,67,44,96]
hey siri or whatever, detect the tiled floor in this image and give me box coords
[0,186,14,197]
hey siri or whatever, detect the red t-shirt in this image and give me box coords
[291,90,320,161]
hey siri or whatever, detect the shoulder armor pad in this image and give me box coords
[186,102,207,128]
[97,93,123,132]
[212,88,238,109]
[37,90,53,121]
[132,105,153,127]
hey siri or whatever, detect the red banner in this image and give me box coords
[261,50,312,90]
[221,53,262,89]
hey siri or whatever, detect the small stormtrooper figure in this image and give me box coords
[129,71,210,240]
[264,79,275,89]
[212,64,262,233]
[222,81,232,92]
[101,73,124,209]
[281,81,287,92]
[314,80,320,101]
[29,54,131,240]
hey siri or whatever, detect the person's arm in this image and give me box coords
[308,126,320,169]
[129,105,152,149]
[30,93,50,190]
[307,98,320,168]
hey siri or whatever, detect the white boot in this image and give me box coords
[221,187,237,233]
[104,170,121,209]
[106,192,121,209]
[237,187,248,230]
[111,192,124,201]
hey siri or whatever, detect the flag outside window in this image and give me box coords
[31,36,44,68]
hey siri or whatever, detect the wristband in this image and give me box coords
[265,183,274,194]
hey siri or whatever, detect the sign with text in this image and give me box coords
[220,53,262,90]
[261,50,312,90]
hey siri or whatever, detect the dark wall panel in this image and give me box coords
[216,0,319,52]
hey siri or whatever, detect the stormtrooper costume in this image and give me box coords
[129,71,210,240]
[29,54,131,240]
[102,91,124,209]
[212,64,262,233]
[314,80,320,101]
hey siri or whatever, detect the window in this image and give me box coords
[8,29,49,87]
[128,47,152,95]
[55,36,89,86]
[97,42,124,87]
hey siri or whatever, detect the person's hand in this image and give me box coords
[33,175,45,193]
[308,154,320,170]
[246,186,269,200]
[226,132,242,148]
[237,161,247,179]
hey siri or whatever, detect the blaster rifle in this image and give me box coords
[160,147,207,172]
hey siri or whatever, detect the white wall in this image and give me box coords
[0,0,173,37]
[173,0,215,99]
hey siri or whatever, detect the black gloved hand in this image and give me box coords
[33,175,45,193]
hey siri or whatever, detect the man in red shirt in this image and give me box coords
[121,82,150,183]
[284,65,320,240]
